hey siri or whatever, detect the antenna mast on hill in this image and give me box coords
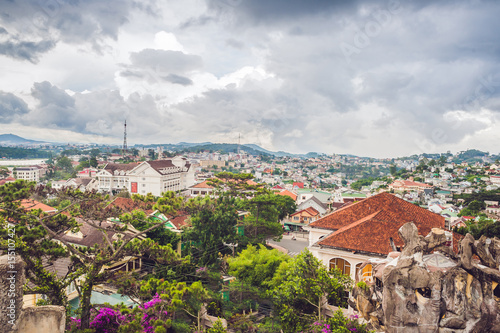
[237,133,241,156]
[123,119,127,156]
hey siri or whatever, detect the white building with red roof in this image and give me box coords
[304,192,450,282]
[389,179,433,193]
[187,180,214,197]
[95,157,195,196]
[490,175,500,185]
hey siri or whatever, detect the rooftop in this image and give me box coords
[311,192,445,256]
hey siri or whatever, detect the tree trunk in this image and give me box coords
[80,269,97,330]
[197,309,201,332]
[255,205,260,237]
[318,297,321,321]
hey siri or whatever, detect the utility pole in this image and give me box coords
[223,242,238,256]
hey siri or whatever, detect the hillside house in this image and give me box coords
[304,193,448,282]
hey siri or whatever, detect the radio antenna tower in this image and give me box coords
[237,133,241,156]
[122,120,127,156]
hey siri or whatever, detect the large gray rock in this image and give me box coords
[0,255,66,333]
[0,255,25,332]
[350,223,500,332]
[17,306,66,333]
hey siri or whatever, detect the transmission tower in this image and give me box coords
[122,120,127,155]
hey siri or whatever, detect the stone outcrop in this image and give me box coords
[350,223,500,333]
[0,255,25,332]
[0,255,66,333]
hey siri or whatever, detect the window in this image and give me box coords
[329,258,351,276]
[355,263,373,282]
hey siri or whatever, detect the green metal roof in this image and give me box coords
[342,192,367,198]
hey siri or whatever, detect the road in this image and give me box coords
[267,233,309,256]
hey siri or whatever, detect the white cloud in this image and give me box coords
[1,0,500,157]
[154,31,184,51]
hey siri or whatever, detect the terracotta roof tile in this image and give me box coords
[168,213,190,229]
[291,207,320,217]
[20,199,57,213]
[191,180,214,189]
[390,179,433,188]
[304,207,320,216]
[107,197,154,214]
[310,192,443,231]
[277,190,297,201]
[104,163,139,173]
[313,192,445,256]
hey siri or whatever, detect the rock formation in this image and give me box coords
[0,255,66,333]
[350,223,500,333]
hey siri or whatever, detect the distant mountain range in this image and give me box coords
[0,134,50,146]
[0,134,319,157]
[6,133,495,161]
[136,141,320,158]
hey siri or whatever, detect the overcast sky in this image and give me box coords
[1,0,500,158]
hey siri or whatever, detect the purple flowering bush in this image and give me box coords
[66,294,171,333]
[90,308,125,333]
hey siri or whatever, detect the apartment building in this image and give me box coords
[14,166,41,182]
[96,157,195,196]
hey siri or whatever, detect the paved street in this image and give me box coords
[267,233,309,256]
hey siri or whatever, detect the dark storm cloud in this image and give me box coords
[0,39,55,63]
[163,74,193,86]
[29,81,78,129]
[18,81,164,140]
[0,27,7,34]
[0,91,30,123]
[0,0,154,61]
[119,70,144,78]
[179,14,215,29]
[206,0,360,23]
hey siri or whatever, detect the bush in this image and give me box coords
[302,310,373,333]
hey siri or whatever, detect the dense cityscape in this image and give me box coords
[0,134,499,332]
[2,0,500,332]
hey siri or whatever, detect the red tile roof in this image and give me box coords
[304,207,320,216]
[291,207,320,217]
[0,177,16,186]
[20,199,57,213]
[190,180,214,189]
[104,162,139,174]
[312,192,445,256]
[293,182,304,188]
[107,197,154,214]
[390,179,433,188]
[277,189,297,201]
[168,213,190,229]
